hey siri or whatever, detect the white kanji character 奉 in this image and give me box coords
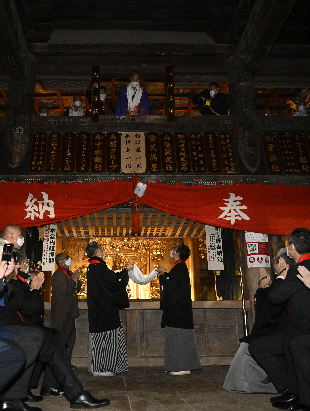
[24,192,55,220]
[218,193,250,225]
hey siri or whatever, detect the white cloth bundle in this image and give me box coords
[128,264,158,285]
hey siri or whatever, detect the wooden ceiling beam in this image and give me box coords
[175,218,186,237]
[230,0,298,78]
[77,216,85,237]
[0,0,33,80]
[85,214,92,236]
[167,215,178,237]
[69,218,77,237]
[61,220,69,237]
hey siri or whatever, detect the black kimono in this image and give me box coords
[159,261,201,372]
[87,256,129,374]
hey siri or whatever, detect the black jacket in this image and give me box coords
[269,258,310,332]
[160,261,194,329]
[0,274,44,327]
[193,90,229,115]
[240,284,289,343]
[51,267,80,331]
[87,257,129,333]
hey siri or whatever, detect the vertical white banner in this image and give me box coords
[42,224,57,271]
[205,225,224,270]
[121,132,146,173]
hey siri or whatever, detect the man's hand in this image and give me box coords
[31,271,45,290]
[0,254,15,279]
[297,266,310,289]
[72,269,80,282]
[156,267,166,274]
[277,257,289,278]
[258,267,271,288]
[126,263,134,271]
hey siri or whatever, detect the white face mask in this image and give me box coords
[130,81,139,88]
[170,249,175,258]
[101,250,106,260]
[65,258,72,267]
[100,94,106,101]
[17,237,24,247]
[74,101,82,107]
[40,112,48,116]
[210,90,216,97]
[287,246,291,257]
[298,105,305,111]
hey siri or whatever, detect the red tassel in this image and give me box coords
[131,210,141,236]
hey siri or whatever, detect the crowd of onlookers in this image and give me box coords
[3,223,310,410]
[0,225,110,411]
[38,73,229,120]
[224,227,310,411]
[38,72,310,120]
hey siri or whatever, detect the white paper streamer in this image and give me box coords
[128,264,158,285]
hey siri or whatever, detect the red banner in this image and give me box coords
[0,181,310,235]
[0,181,133,231]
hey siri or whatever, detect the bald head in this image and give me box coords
[3,225,23,249]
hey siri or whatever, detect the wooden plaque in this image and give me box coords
[145,132,162,173]
[262,133,283,173]
[29,132,47,172]
[189,133,207,173]
[45,132,62,172]
[60,133,77,172]
[204,133,222,173]
[106,132,121,173]
[218,133,237,173]
[76,133,92,172]
[175,133,191,173]
[161,133,177,173]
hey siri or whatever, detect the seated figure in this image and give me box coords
[223,248,294,394]
[64,95,90,117]
[293,100,308,116]
[38,107,49,117]
[115,71,151,121]
[191,82,229,116]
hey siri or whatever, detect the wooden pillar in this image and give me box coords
[5,77,35,168]
[165,66,175,122]
[0,0,36,168]
[227,71,261,173]
[184,238,201,301]
[91,66,100,122]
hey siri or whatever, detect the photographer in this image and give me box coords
[0,241,110,410]
[191,82,229,116]
[0,250,44,411]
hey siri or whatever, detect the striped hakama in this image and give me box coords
[90,326,128,374]
[164,326,201,372]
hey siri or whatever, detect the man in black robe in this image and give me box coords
[86,241,132,376]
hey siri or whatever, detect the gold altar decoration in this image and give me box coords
[61,237,170,300]
[199,238,208,259]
